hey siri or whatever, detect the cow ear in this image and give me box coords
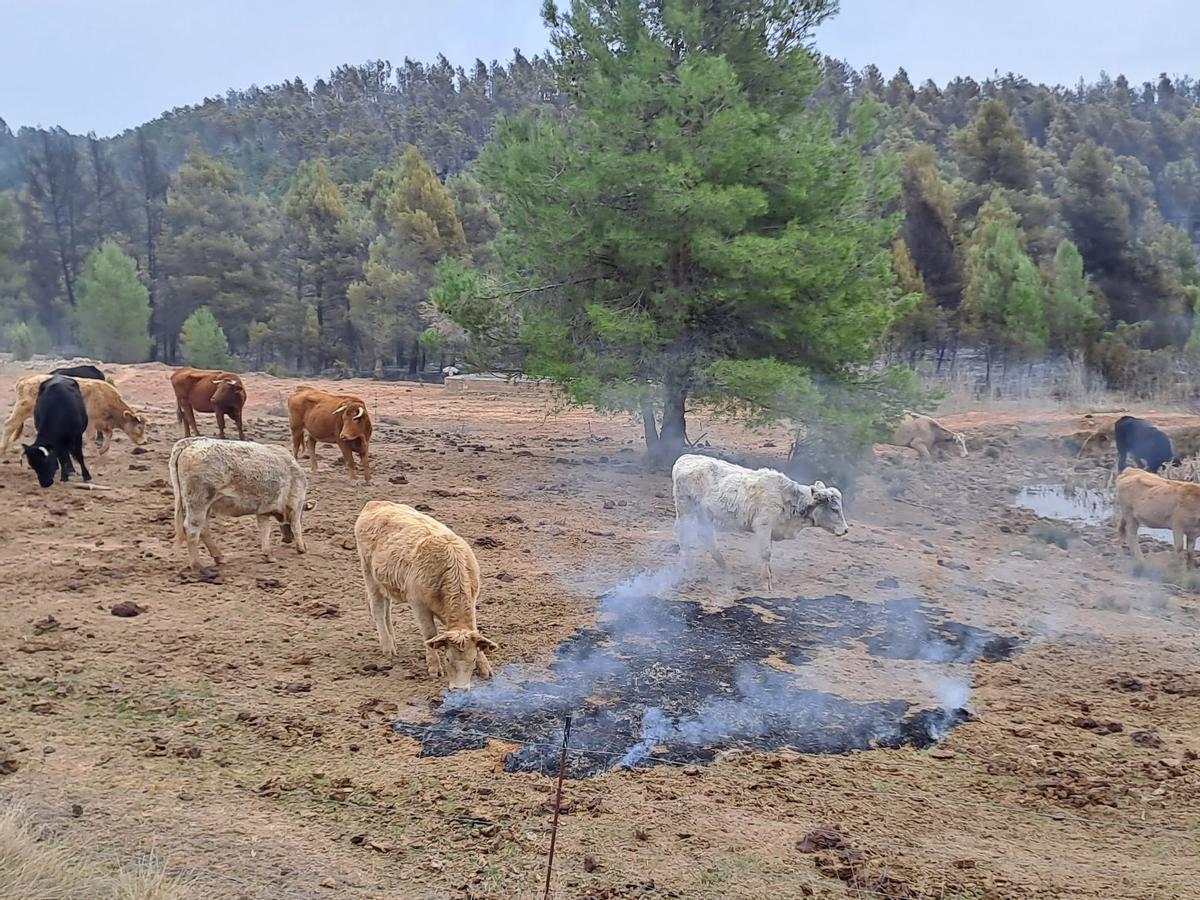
[475,634,499,653]
[123,409,132,419]
[354,407,365,420]
[302,499,318,511]
[812,480,826,491]
[425,634,450,652]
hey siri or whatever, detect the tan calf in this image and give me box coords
[1115,467,1200,566]
[287,386,372,483]
[2,373,147,454]
[892,413,967,459]
[354,500,497,690]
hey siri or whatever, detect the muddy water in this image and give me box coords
[1013,483,1172,544]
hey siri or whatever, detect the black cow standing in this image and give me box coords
[1115,415,1180,473]
[22,375,91,488]
[50,364,105,381]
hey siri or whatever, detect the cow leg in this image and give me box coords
[199,525,222,565]
[362,572,398,656]
[918,442,933,460]
[475,647,493,679]
[1125,515,1145,561]
[411,603,444,678]
[234,412,245,441]
[753,526,774,593]
[182,507,213,571]
[338,440,357,480]
[97,428,111,456]
[700,517,726,570]
[71,435,91,483]
[57,449,73,482]
[256,515,277,562]
[359,446,371,485]
[215,410,227,440]
[287,503,307,554]
[0,409,23,452]
[291,427,305,460]
[185,405,200,437]
[307,435,319,473]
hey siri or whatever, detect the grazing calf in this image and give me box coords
[22,375,90,488]
[1115,415,1178,473]
[672,454,848,591]
[51,364,105,380]
[2,374,147,454]
[1115,467,1200,565]
[892,413,967,459]
[170,368,246,440]
[354,500,497,691]
[169,437,314,573]
[287,386,373,483]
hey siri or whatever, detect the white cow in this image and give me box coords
[169,437,316,573]
[672,454,848,591]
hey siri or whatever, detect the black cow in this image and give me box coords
[51,364,105,381]
[22,375,91,488]
[1115,415,1180,473]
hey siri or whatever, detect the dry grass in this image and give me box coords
[0,803,194,900]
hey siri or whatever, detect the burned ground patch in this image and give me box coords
[395,586,1020,777]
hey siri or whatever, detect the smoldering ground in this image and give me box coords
[394,571,1020,777]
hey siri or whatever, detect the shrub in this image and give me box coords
[180,307,232,370]
[4,322,34,360]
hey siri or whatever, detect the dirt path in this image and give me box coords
[1,362,1198,899]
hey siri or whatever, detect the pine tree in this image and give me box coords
[180,307,232,369]
[1043,239,1099,355]
[961,195,1047,377]
[956,100,1036,191]
[447,0,903,462]
[282,158,362,367]
[159,148,285,360]
[74,241,152,362]
[349,146,466,374]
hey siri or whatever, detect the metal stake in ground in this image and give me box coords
[542,713,573,900]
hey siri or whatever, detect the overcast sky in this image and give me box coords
[2,1,1196,138]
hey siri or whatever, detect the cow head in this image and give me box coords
[426,629,499,691]
[953,432,968,457]
[22,443,57,488]
[804,481,849,536]
[121,409,148,444]
[333,404,370,443]
[210,376,245,408]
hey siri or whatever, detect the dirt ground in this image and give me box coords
[1,360,1198,899]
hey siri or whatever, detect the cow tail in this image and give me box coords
[169,443,184,545]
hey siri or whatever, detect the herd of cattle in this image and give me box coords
[4,364,1199,689]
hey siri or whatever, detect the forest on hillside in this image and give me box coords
[1,21,1199,403]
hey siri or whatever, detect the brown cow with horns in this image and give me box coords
[170,368,247,441]
[287,386,373,483]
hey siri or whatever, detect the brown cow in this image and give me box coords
[287,386,372,483]
[1,373,147,455]
[170,368,246,440]
[1115,467,1200,566]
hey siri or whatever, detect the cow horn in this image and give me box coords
[333,405,348,415]
[211,376,222,383]
[38,446,50,457]
[354,407,365,420]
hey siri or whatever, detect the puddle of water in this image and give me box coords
[1013,484,1172,544]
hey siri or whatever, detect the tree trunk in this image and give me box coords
[648,375,688,469]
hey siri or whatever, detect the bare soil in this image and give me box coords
[1,362,1198,899]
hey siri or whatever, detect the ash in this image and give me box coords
[394,589,1018,778]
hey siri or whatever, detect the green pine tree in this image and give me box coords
[443,0,905,462]
[180,306,233,369]
[74,241,152,362]
[349,145,466,374]
[1043,239,1099,355]
[961,195,1047,376]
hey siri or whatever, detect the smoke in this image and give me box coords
[397,577,1016,774]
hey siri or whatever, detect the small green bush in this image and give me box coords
[5,322,34,360]
[1029,522,1070,550]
